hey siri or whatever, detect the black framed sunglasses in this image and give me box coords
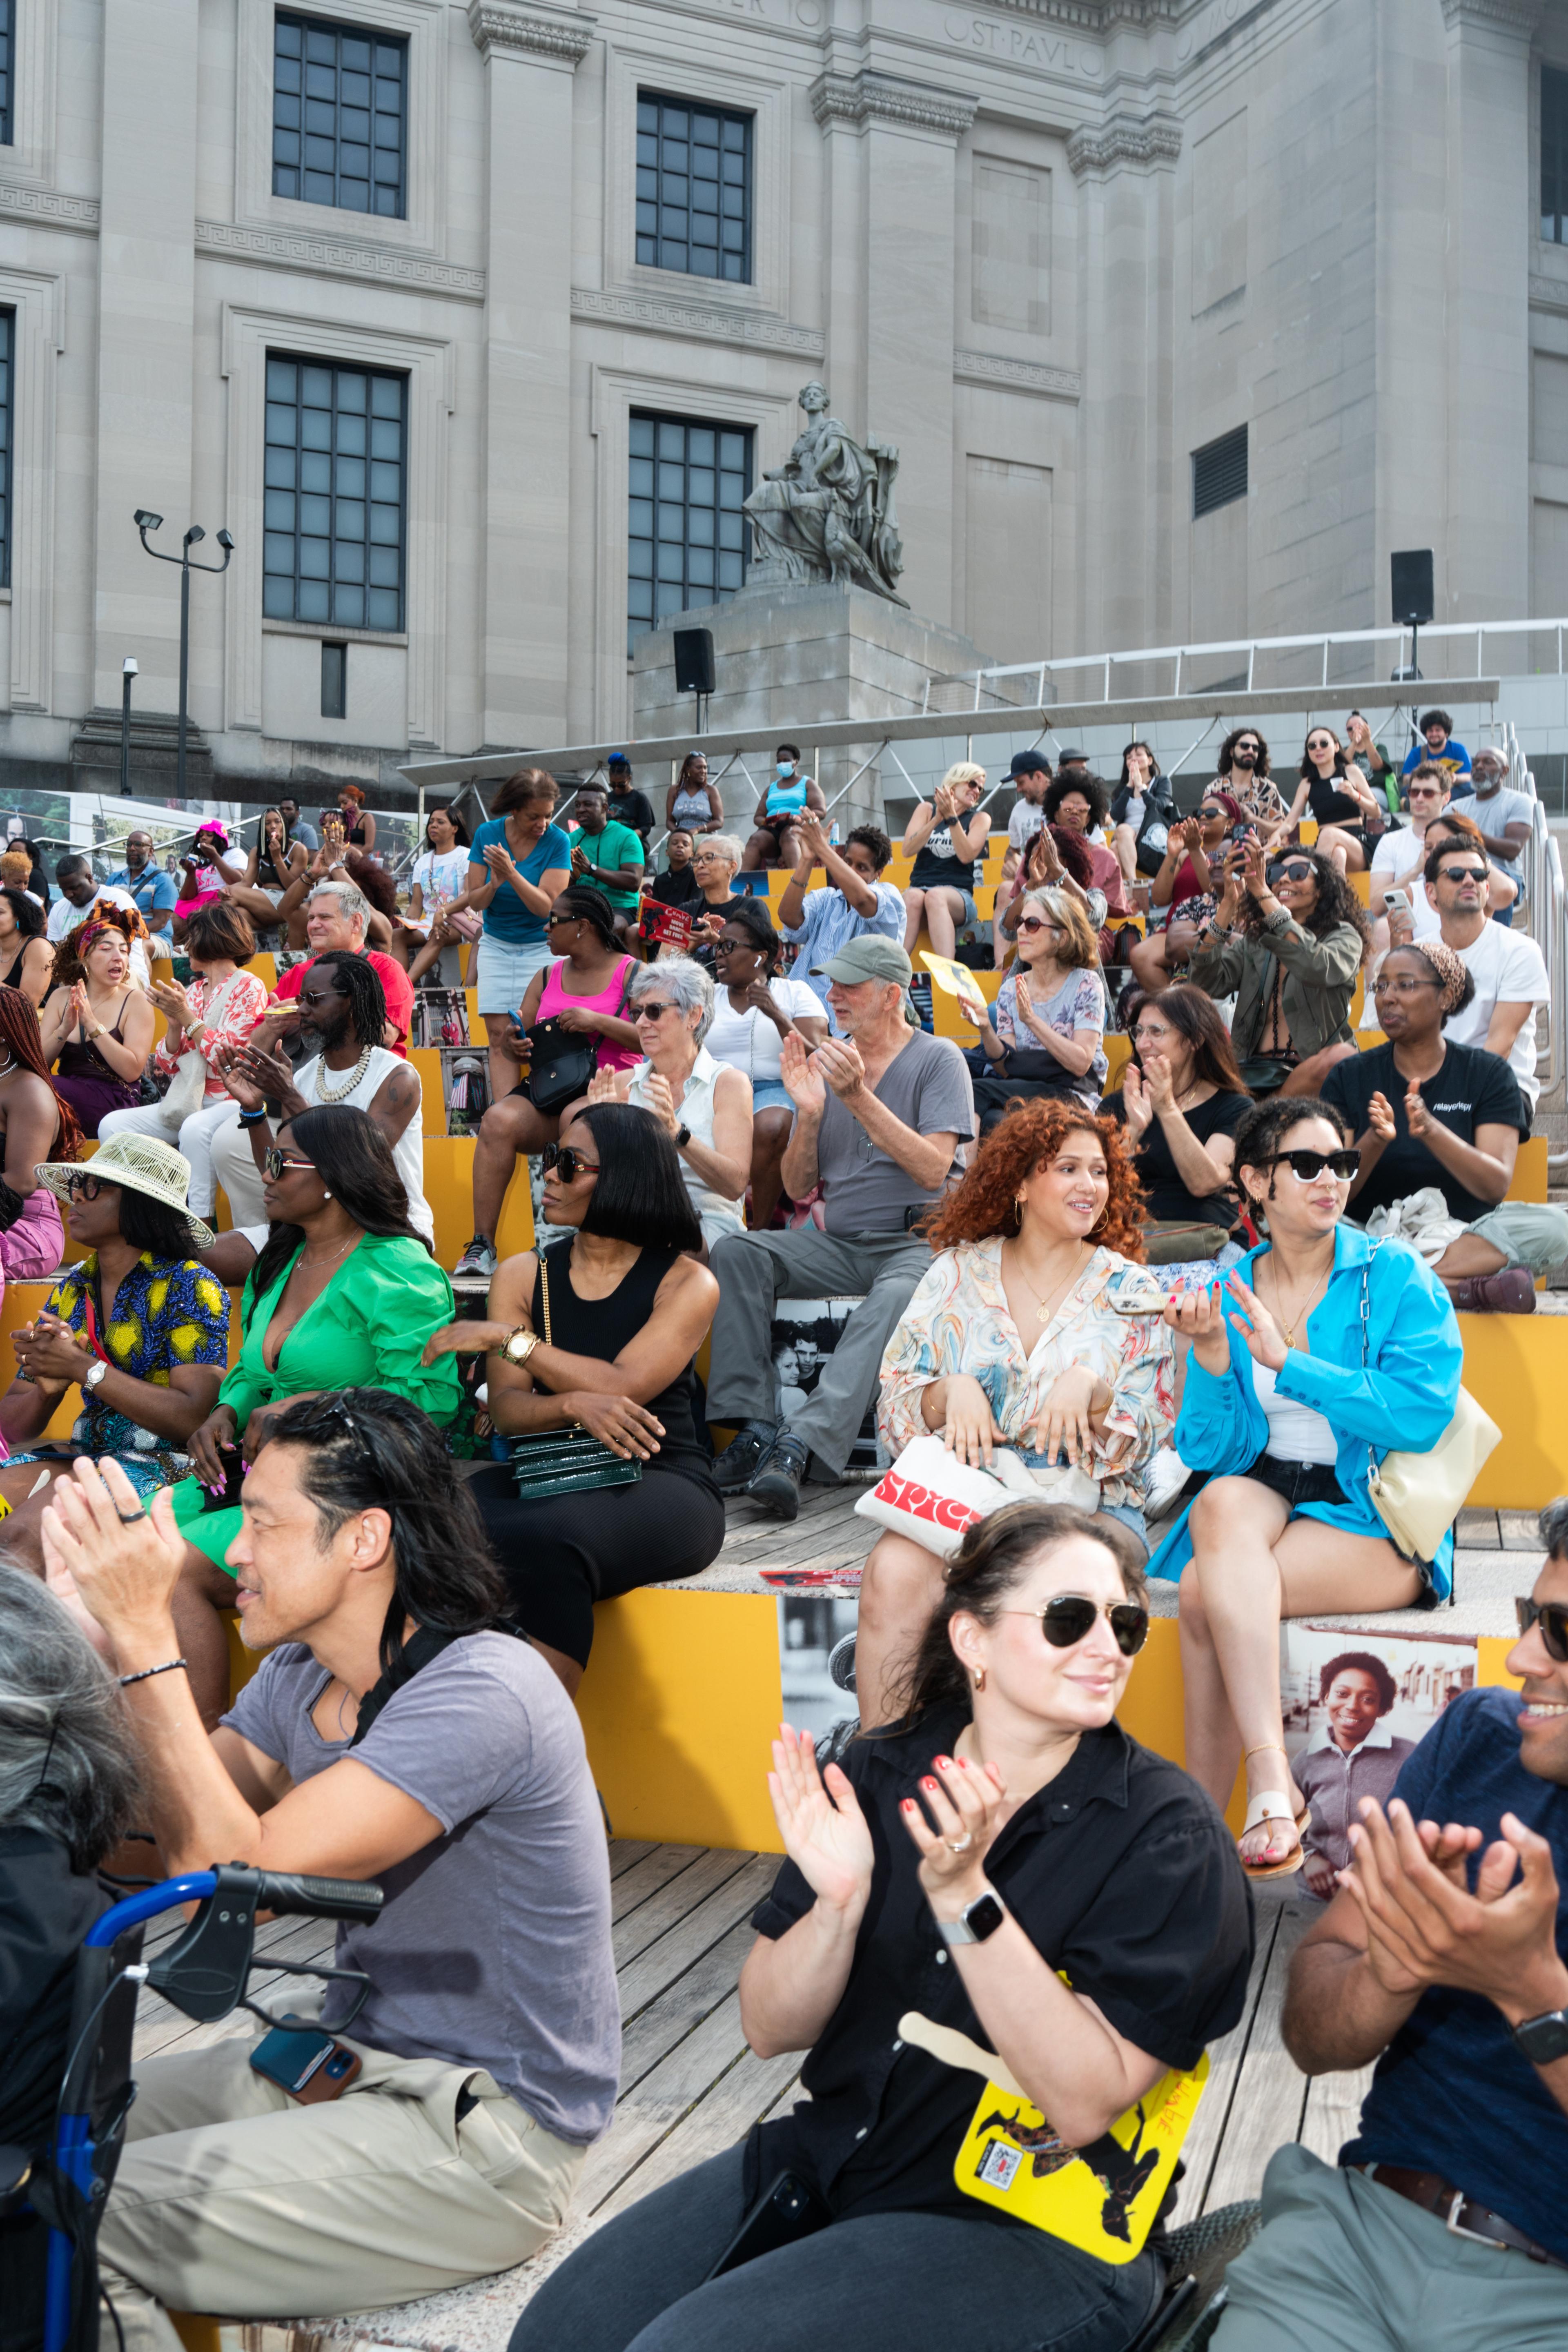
[543,910,581,929]
[1268,860,1314,884]
[1196,805,1225,821]
[1000,1595,1150,1657]
[540,1142,600,1183]
[631,1000,675,1022]
[1438,864,1488,885]
[1517,1595,1568,1664]
[261,1147,316,1180]
[1267,1148,1361,1183]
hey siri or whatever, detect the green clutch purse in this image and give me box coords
[506,1250,643,1500]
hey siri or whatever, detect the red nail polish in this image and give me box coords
[922,1777,938,1791]
[900,1799,915,1813]
[936,1756,951,1771]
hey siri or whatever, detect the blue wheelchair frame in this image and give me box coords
[33,1864,382,2352]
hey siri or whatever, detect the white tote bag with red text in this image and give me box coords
[853,1434,1098,1562]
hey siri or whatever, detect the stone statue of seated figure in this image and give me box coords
[743,380,908,605]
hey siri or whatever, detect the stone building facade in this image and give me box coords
[0,0,1559,803]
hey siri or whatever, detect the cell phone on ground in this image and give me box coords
[706,2171,832,2280]
[249,2022,363,2103]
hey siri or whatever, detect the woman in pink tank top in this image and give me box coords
[536,951,641,1072]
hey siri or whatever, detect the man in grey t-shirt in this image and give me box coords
[708,936,976,1520]
[1463,747,1535,920]
[60,1394,618,2348]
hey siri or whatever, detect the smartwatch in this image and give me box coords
[1511,2008,1568,2067]
[937,1891,1006,1948]
[675,1124,692,1149]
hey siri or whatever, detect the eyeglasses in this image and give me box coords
[297,986,341,1007]
[65,1173,103,1202]
[1014,916,1062,936]
[1269,861,1314,884]
[262,1148,317,1180]
[1265,1148,1361,1183]
[1517,1594,1568,1664]
[631,1000,675,1022]
[1196,806,1224,821]
[1371,973,1438,997]
[540,1142,599,1183]
[1438,865,1488,885]
[999,1595,1149,1657]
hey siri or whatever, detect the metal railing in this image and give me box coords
[922,614,1568,714]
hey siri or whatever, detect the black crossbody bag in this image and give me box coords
[508,1251,643,1501]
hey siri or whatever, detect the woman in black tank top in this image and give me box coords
[1280,726,1381,874]
[425,1100,724,1695]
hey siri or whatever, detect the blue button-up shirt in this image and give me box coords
[107,863,179,931]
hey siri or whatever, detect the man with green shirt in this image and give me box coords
[568,781,644,930]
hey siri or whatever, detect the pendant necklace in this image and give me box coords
[1007,1239,1088,1327]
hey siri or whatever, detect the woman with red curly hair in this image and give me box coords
[0,987,84,1276]
[854,1098,1175,1727]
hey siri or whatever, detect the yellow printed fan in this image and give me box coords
[917,951,989,1018]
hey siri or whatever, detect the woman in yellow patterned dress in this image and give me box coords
[0,1131,229,1569]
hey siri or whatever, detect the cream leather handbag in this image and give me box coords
[1359,1253,1499,1566]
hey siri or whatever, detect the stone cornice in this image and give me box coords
[1067,114,1182,176]
[1440,0,1544,32]
[571,285,824,357]
[810,71,978,139]
[466,0,596,64]
[954,349,1081,400]
[196,218,485,299]
[0,182,100,234]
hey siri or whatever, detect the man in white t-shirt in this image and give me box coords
[1421,842,1549,1109]
[1368,764,1449,893]
[1001,749,1051,881]
[47,855,152,983]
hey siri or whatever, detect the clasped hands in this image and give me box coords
[13,1308,97,1385]
[37,1456,188,1666]
[938,1368,1125,1474]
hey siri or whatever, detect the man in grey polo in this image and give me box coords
[708,937,976,1521]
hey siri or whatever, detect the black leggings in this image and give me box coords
[469,1462,725,1666]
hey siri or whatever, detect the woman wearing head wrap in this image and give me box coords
[1318,935,1568,1312]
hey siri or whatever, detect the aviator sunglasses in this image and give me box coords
[1517,1595,1568,1664]
[262,1148,316,1180]
[1264,1148,1360,1183]
[540,1141,600,1183]
[999,1595,1149,1657]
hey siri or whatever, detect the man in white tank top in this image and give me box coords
[206,949,432,1235]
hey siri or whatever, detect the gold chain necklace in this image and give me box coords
[1263,1256,1330,1348]
[298,1237,355,1270]
[1006,1239,1088,1327]
[313,1046,374,1104]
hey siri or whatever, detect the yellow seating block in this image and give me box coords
[246,952,278,995]
[465,986,481,1035]
[1509,1135,1548,1203]
[1461,1311,1568,1507]
[1105,1033,1133,1088]
[495,1163,537,1261]
[423,1136,479,1272]
[167,2314,223,2352]
[1350,871,1370,906]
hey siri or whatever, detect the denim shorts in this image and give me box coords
[475,931,552,1016]
[751,1077,794,1111]
[910,884,978,930]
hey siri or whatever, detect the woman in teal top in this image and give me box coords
[168,1104,461,1719]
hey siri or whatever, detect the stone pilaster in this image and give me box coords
[92,0,200,721]
[468,2,595,748]
[810,71,977,628]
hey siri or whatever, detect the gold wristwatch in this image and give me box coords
[500,1327,539,1367]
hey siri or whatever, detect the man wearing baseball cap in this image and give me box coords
[1002,748,1053,883]
[708,935,975,1520]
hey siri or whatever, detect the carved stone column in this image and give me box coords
[811,71,976,626]
[467,2,595,749]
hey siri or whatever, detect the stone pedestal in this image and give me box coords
[631,584,994,836]
[69,708,213,800]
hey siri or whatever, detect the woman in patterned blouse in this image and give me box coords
[853,1099,1174,1727]
[0,1131,229,1570]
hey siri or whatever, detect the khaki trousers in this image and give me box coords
[96,2022,586,2352]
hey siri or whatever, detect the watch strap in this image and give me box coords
[675,1124,692,1149]
[937,1891,1006,1948]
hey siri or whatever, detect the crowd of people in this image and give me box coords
[0,727,1565,2352]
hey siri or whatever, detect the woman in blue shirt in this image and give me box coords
[1151,1094,1462,1883]
[742,741,827,871]
[456,767,573,1106]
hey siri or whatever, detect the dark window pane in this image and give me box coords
[1192,425,1248,519]
[1546,68,1568,245]
[261,351,406,628]
[626,408,753,653]
[274,11,407,218]
[635,90,753,284]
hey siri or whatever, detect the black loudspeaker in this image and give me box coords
[1390,548,1434,628]
[673,627,716,695]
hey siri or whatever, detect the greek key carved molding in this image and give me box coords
[0,183,100,232]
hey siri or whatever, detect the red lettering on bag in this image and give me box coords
[873,1472,980,1536]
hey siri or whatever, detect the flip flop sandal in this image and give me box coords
[1238,1789,1306,1880]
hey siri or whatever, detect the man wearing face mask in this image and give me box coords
[206,949,429,1233]
[743,743,828,871]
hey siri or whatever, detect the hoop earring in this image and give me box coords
[1009,1196,1023,1233]
[972,1666,986,1692]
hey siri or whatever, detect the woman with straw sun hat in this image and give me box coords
[0,1131,230,1569]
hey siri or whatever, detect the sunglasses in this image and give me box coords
[262,1148,316,1180]
[1266,1148,1361,1183]
[1307,738,1335,752]
[999,1595,1149,1657]
[1196,806,1224,821]
[1014,916,1062,936]
[1438,865,1488,884]
[543,911,581,929]
[631,1001,675,1021]
[1517,1595,1568,1664]
[1233,741,1261,753]
[540,1142,599,1183]
[297,986,341,1007]
[1269,861,1314,884]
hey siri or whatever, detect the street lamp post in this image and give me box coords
[119,657,138,799]
[133,512,234,800]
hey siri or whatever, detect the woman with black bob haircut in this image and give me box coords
[167,1103,462,1722]
[427,1100,723,1694]
[512,1499,1253,2352]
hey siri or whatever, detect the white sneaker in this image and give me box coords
[1143,1446,1191,1520]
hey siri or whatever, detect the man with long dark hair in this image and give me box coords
[46,1395,619,2352]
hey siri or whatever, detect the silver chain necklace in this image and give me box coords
[313,1045,374,1103]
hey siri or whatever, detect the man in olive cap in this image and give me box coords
[708,936,976,1520]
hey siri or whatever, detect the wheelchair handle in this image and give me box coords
[252,1871,385,1923]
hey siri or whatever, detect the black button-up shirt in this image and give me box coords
[750,1708,1253,2226]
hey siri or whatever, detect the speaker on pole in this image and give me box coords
[672,628,716,695]
[1390,549,1434,627]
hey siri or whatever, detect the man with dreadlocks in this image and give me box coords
[42,1396,620,2351]
[206,948,428,1234]
[0,986,84,1275]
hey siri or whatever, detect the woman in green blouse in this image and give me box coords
[167,1102,461,1719]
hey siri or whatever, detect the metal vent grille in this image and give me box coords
[1193,426,1247,520]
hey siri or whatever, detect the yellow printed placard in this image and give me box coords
[952,2054,1208,2264]
[917,951,989,1016]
